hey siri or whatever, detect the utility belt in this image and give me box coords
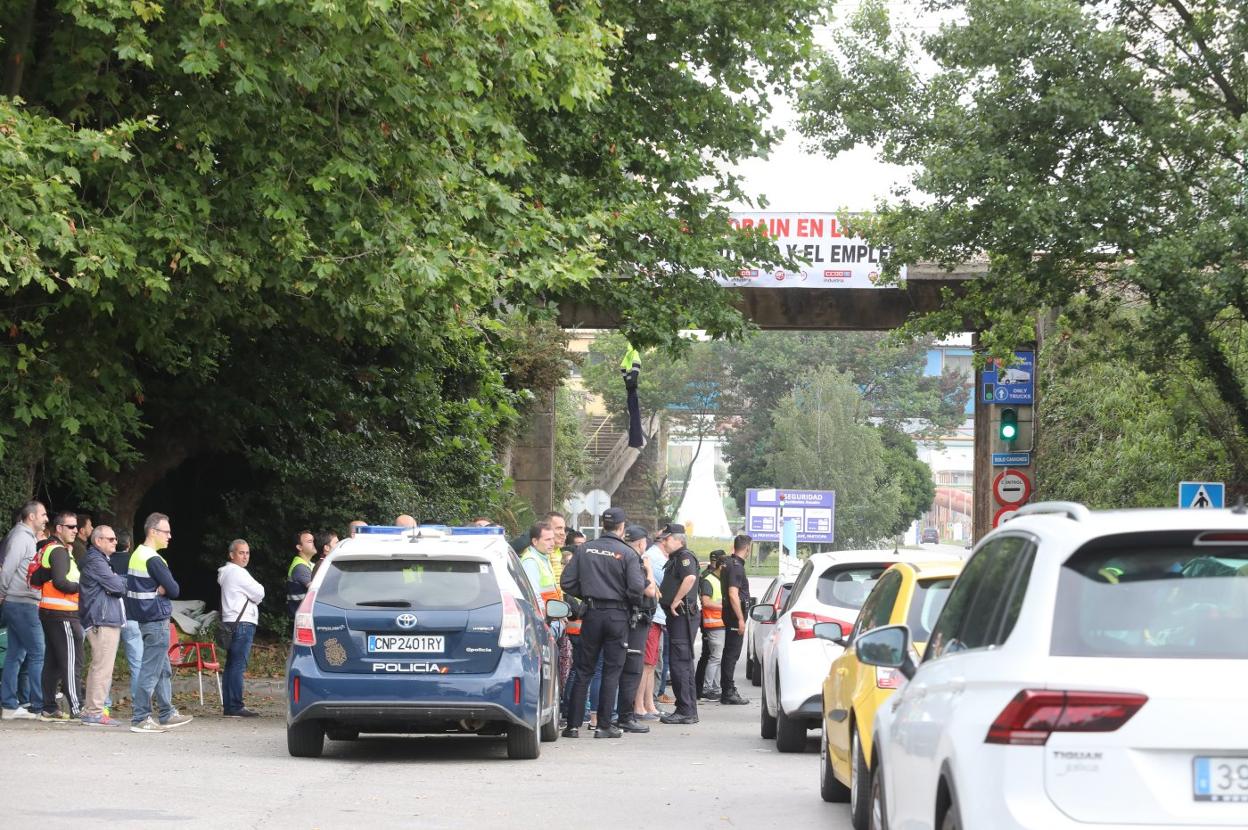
[584,597,628,610]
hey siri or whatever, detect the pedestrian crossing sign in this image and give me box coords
[1179,481,1225,510]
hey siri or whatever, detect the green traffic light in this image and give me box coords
[999,408,1018,441]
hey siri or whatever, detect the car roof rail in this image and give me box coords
[1009,501,1090,522]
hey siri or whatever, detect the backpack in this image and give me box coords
[26,539,57,589]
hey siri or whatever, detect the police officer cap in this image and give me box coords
[601,506,627,526]
[624,524,650,543]
[656,522,685,538]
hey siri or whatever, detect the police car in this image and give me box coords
[286,525,567,760]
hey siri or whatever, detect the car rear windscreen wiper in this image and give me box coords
[355,599,413,607]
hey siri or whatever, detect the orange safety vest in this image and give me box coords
[38,542,80,612]
[701,572,724,630]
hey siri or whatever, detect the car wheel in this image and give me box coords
[325,727,359,742]
[870,756,888,830]
[507,711,541,760]
[940,797,961,830]
[850,726,872,829]
[820,720,850,802]
[775,697,807,753]
[287,719,325,758]
[750,655,762,687]
[745,656,754,681]
[540,677,560,743]
[760,676,777,739]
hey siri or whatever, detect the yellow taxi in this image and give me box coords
[816,560,963,828]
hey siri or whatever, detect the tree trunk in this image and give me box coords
[2,0,39,98]
[101,437,198,536]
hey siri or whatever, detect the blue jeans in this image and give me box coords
[105,619,144,709]
[222,622,256,713]
[1,602,44,712]
[132,620,174,725]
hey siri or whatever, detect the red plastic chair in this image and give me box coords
[168,621,222,705]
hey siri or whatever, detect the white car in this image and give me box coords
[859,502,1248,829]
[753,551,902,752]
[746,576,793,686]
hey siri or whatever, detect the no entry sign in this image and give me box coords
[993,505,1020,528]
[993,469,1032,506]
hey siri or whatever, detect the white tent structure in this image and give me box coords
[674,438,732,539]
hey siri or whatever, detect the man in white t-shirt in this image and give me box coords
[217,539,265,718]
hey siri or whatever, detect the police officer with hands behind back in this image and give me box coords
[656,523,700,725]
[613,524,658,734]
[559,507,644,739]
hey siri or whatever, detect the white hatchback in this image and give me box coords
[859,502,1248,829]
[754,551,911,752]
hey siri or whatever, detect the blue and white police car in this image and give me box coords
[286,525,567,760]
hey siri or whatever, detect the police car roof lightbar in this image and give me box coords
[356,524,505,536]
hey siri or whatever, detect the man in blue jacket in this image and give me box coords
[125,512,193,734]
[79,525,127,726]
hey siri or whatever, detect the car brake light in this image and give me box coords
[876,666,903,689]
[791,611,851,641]
[499,592,525,648]
[293,590,317,646]
[986,690,1148,746]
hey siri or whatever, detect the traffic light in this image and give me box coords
[999,407,1018,442]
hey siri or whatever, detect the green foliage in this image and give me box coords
[765,367,931,548]
[553,386,590,506]
[799,0,1248,466]
[1037,309,1234,506]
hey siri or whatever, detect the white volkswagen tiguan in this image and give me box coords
[859,502,1248,829]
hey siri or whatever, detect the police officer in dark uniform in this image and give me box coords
[718,533,753,705]
[559,507,644,739]
[656,523,700,725]
[613,524,658,734]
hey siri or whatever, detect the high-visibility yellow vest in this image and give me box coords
[701,572,724,630]
[38,543,80,612]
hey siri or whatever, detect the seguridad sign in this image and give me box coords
[720,212,905,289]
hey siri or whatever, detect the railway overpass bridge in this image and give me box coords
[516,260,1002,541]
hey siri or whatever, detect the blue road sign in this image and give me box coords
[992,452,1031,467]
[982,351,1035,405]
[746,488,836,544]
[1179,481,1225,509]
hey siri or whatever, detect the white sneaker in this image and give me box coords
[130,718,168,734]
[1,707,38,721]
[159,712,193,729]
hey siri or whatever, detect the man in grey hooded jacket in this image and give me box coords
[78,526,127,726]
[0,501,48,719]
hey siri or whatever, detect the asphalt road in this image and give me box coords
[1,589,848,830]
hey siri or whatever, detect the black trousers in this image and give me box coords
[721,626,744,696]
[666,610,698,717]
[40,612,84,716]
[567,607,628,728]
[615,620,648,722]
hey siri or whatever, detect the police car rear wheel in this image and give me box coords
[287,719,325,758]
[507,722,540,760]
[750,656,762,687]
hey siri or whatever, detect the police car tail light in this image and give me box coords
[986,690,1148,746]
[294,590,317,647]
[791,611,849,641]
[499,591,525,648]
[875,667,903,689]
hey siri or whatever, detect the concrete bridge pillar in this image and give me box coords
[512,390,555,515]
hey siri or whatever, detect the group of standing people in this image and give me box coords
[519,505,753,740]
[0,503,196,731]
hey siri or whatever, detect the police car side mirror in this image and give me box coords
[545,599,570,619]
[750,604,776,623]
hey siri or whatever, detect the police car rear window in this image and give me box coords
[318,559,501,611]
[1052,537,1248,659]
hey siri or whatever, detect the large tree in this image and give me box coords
[0,0,613,515]
[799,0,1248,469]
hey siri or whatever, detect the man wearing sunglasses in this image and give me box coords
[34,511,85,721]
[78,525,128,726]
